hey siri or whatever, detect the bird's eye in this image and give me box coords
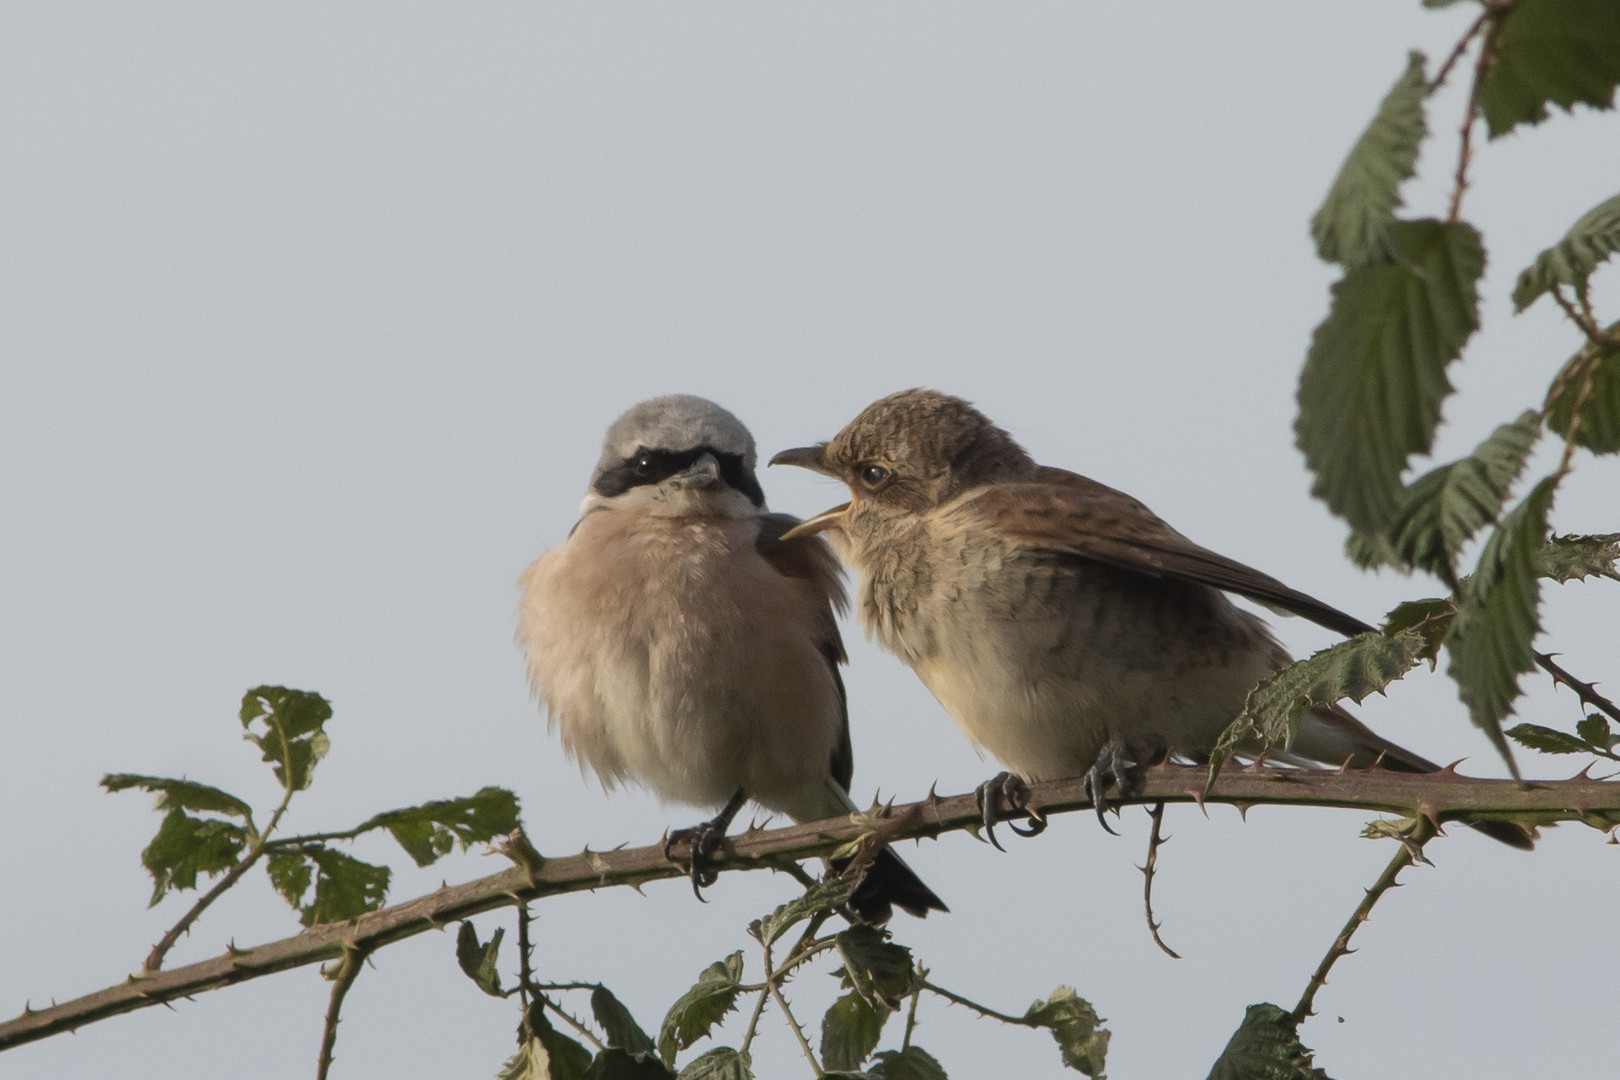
[633,453,656,476]
[860,464,890,488]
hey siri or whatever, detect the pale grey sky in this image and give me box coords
[3,4,1617,1078]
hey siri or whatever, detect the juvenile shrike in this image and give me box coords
[772,388,1532,849]
[519,394,947,919]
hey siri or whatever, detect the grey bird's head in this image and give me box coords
[770,389,1036,537]
[585,394,766,519]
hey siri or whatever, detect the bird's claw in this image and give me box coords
[974,771,1046,851]
[664,820,727,900]
[1083,738,1155,835]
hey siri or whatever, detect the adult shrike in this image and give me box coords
[519,394,947,919]
[772,388,1533,849]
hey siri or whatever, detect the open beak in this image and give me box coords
[778,502,851,540]
[768,444,838,478]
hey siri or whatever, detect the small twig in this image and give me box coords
[1139,803,1181,960]
[1428,9,1490,92]
[1292,818,1434,1025]
[920,980,1028,1027]
[1550,286,1610,350]
[1536,654,1620,725]
[1445,11,1497,224]
[516,905,535,1010]
[900,965,925,1052]
[762,941,822,1076]
[315,944,372,1080]
[738,980,772,1058]
[538,992,606,1052]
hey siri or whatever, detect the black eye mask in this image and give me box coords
[594,446,764,507]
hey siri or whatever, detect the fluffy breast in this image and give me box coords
[518,511,845,817]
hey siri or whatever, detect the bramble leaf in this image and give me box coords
[592,985,657,1058]
[657,953,744,1068]
[138,807,247,905]
[299,846,390,926]
[265,849,313,909]
[1311,52,1428,267]
[1446,477,1557,780]
[499,1037,549,1080]
[834,926,915,1009]
[1538,533,1620,582]
[820,992,889,1072]
[533,1009,594,1080]
[1213,631,1429,768]
[358,786,522,867]
[1297,220,1483,535]
[749,875,859,948]
[1545,337,1620,455]
[1207,1003,1329,1080]
[1478,0,1620,139]
[1513,191,1620,310]
[455,920,505,997]
[240,685,332,792]
[1506,723,1592,755]
[1577,713,1615,749]
[1022,987,1109,1077]
[675,1048,752,1080]
[583,1049,676,1079]
[1354,412,1541,582]
[102,774,253,821]
[869,1047,947,1080]
[1381,598,1456,664]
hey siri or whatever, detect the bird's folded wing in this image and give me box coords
[967,466,1375,638]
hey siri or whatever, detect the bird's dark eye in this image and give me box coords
[633,453,656,476]
[860,464,890,488]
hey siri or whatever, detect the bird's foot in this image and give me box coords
[1083,738,1159,835]
[974,771,1047,852]
[663,790,747,901]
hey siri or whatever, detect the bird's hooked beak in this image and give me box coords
[770,444,849,539]
[676,451,723,490]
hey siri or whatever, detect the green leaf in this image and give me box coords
[1506,723,1592,754]
[1022,987,1110,1077]
[749,875,859,948]
[1206,1003,1329,1080]
[1513,192,1620,310]
[1546,338,1620,455]
[139,807,248,905]
[1577,713,1614,749]
[101,774,254,821]
[868,1047,947,1080]
[582,1049,676,1080]
[592,986,657,1057]
[265,849,313,910]
[821,992,890,1072]
[1381,597,1456,665]
[1478,0,1620,139]
[300,846,391,926]
[499,1038,550,1080]
[358,787,523,867]
[1296,220,1483,535]
[456,920,505,997]
[1445,477,1557,779]
[1365,413,1542,582]
[1538,533,1620,582]
[657,953,745,1068]
[1213,631,1429,766]
[675,1048,752,1080]
[534,1009,595,1080]
[240,685,333,792]
[1311,52,1428,267]
[834,926,915,1009]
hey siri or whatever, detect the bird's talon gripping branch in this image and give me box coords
[974,771,1045,850]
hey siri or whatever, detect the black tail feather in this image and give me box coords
[846,847,948,922]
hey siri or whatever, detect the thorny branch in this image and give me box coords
[5,764,1619,1051]
[315,944,373,1080]
[1139,803,1181,960]
[1292,818,1435,1025]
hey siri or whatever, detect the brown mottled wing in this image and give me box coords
[966,467,1375,638]
[755,513,854,791]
